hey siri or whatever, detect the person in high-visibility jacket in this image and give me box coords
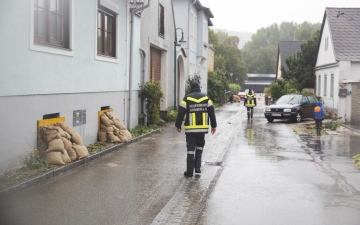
[175,81,217,177]
[244,89,257,119]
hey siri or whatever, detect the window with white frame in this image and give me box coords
[203,22,208,45]
[324,75,327,97]
[158,4,164,38]
[190,12,197,40]
[330,74,334,97]
[31,0,73,56]
[34,0,70,48]
[318,75,321,95]
[97,0,117,58]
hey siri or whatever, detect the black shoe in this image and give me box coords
[195,168,201,173]
[184,171,193,177]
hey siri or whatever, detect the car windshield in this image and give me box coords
[275,95,301,105]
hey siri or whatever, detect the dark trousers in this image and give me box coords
[315,119,322,135]
[185,133,205,173]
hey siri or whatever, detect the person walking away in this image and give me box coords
[313,101,325,136]
[225,90,233,104]
[244,89,256,119]
[175,81,217,177]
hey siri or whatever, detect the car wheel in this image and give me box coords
[267,118,274,122]
[295,112,302,123]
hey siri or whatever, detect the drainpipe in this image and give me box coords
[139,48,147,126]
[128,0,151,129]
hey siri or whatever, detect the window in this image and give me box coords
[34,0,70,48]
[325,37,328,51]
[324,75,327,97]
[330,74,334,97]
[318,75,321,95]
[203,22,208,45]
[97,1,116,57]
[158,4,164,38]
[308,96,317,104]
[301,96,309,104]
[190,12,197,39]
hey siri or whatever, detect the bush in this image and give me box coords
[228,83,240,94]
[139,81,164,125]
[208,70,228,104]
[166,110,178,121]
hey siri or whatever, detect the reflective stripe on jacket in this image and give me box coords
[175,90,217,134]
[244,94,256,107]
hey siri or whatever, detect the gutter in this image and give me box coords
[128,0,151,129]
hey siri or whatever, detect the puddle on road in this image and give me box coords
[299,134,360,162]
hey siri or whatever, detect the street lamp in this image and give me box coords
[174,28,186,110]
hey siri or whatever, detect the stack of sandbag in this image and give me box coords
[39,122,89,165]
[98,109,132,143]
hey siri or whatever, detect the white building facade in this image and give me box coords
[172,0,213,104]
[314,8,360,123]
[0,0,146,172]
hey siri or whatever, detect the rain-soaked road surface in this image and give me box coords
[1,96,360,225]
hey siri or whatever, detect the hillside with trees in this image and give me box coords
[242,21,321,74]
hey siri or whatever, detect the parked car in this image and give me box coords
[264,94,318,123]
[237,89,253,100]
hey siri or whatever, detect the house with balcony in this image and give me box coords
[0,0,149,173]
[314,7,360,123]
[172,0,214,106]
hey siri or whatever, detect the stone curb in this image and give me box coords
[0,129,161,200]
[341,124,360,134]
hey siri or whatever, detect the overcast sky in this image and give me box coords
[201,0,359,33]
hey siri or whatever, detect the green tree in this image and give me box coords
[208,70,228,104]
[282,30,320,90]
[242,21,321,74]
[209,28,219,46]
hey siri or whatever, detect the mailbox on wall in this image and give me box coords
[339,88,347,97]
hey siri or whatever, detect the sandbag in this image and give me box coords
[66,148,77,161]
[100,114,114,127]
[41,125,61,142]
[108,132,121,143]
[47,138,65,153]
[121,130,132,140]
[56,122,75,135]
[81,145,90,156]
[61,151,71,164]
[100,123,107,131]
[72,144,87,159]
[118,132,128,143]
[45,151,65,165]
[113,119,126,130]
[98,130,108,142]
[62,137,72,150]
[71,132,83,145]
[106,126,114,133]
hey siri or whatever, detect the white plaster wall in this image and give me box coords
[316,17,336,67]
[0,0,141,173]
[0,91,131,173]
[315,65,339,110]
[140,0,176,110]
[0,0,128,97]
[350,62,360,79]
